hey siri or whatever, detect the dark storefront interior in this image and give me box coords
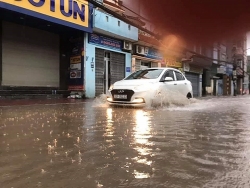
[0,8,82,98]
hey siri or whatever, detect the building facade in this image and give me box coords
[226,34,248,95]
[0,0,92,97]
[0,0,138,99]
[85,7,138,98]
[206,42,233,96]
[0,0,231,99]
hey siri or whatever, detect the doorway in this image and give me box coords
[95,48,125,96]
[104,51,111,94]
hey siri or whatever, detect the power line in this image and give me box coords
[119,3,152,22]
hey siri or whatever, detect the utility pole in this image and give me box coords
[242,59,245,95]
[232,57,237,96]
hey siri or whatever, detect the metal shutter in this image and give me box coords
[110,51,125,84]
[185,72,199,97]
[95,48,105,96]
[2,21,59,87]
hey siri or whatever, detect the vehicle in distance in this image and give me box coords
[106,68,193,107]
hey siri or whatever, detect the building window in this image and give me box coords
[237,59,243,67]
[118,20,120,26]
[106,16,109,22]
[128,25,131,30]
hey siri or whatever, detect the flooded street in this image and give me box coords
[1,96,250,188]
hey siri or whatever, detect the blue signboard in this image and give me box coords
[88,33,122,51]
[126,67,131,72]
[226,64,233,76]
[145,48,163,60]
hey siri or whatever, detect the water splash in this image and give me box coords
[92,94,109,107]
[145,89,198,109]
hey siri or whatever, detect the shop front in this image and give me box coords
[0,0,92,97]
[85,33,132,97]
[183,63,203,97]
[217,64,233,96]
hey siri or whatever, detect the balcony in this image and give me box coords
[93,9,138,41]
[232,47,245,59]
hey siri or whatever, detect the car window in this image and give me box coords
[175,71,185,81]
[161,70,175,81]
[125,69,163,80]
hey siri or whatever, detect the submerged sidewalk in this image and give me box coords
[1,95,249,107]
[0,98,91,107]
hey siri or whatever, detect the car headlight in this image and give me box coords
[134,84,150,91]
[109,84,114,91]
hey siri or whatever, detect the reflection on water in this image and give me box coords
[132,110,153,179]
[1,96,250,187]
[103,108,114,138]
[134,110,152,145]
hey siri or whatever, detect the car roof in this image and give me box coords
[142,67,181,71]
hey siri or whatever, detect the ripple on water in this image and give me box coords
[1,96,250,187]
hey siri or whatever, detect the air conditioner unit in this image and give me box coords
[144,47,149,55]
[123,41,132,50]
[95,0,103,4]
[136,45,145,55]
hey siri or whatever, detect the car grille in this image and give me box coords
[111,89,134,101]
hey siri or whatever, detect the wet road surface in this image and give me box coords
[1,96,250,188]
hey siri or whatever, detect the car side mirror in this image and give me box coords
[164,77,174,82]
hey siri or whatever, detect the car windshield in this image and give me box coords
[125,69,163,80]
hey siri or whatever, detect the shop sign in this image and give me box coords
[145,48,163,60]
[68,37,84,91]
[183,63,190,71]
[165,58,182,68]
[70,56,81,71]
[217,66,226,74]
[126,67,131,72]
[0,0,92,32]
[89,33,122,51]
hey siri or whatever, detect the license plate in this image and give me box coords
[114,94,127,99]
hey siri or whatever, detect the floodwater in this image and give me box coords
[1,96,250,188]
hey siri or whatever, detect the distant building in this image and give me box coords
[226,34,248,95]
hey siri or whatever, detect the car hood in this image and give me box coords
[113,79,157,88]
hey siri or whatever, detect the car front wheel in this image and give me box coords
[187,93,192,99]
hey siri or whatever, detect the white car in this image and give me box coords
[106,68,193,107]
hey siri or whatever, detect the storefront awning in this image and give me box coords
[190,55,213,69]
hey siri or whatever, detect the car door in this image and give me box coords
[174,70,189,95]
[159,70,178,94]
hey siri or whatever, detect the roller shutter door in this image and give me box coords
[185,72,199,97]
[110,52,125,84]
[2,21,59,87]
[95,48,125,96]
[95,48,105,96]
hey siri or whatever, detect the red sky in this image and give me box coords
[142,0,250,45]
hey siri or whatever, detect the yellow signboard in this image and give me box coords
[70,56,81,64]
[0,0,92,32]
[165,58,183,68]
